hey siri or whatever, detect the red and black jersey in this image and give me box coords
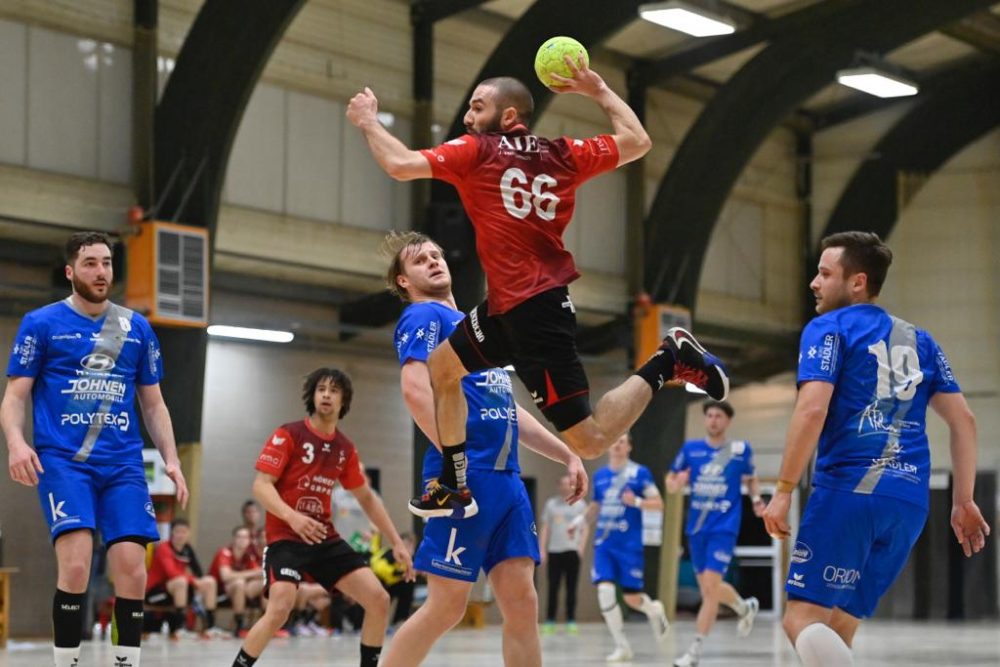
[146,542,202,592]
[420,126,619,315]
[254,419,366,545]
[209,546,260,586]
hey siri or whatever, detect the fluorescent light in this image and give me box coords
[836,67,918,98]
[640,2,736,37]
[207,325,294,343]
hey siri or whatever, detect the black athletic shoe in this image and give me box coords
[663,327,729,400]
[408,479,479,519]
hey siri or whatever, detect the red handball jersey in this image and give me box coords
[254,419,366,545]
[209,546,260,585]
[420,126,620,314]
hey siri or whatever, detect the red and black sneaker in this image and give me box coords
[663,327,729,400]
[408,479,479,519]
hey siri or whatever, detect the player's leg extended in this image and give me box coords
[380,574,472,667]
[622,589,670,652]
[106,539,150,666]
[562,378,652,459]
[52,529,93,667]
[490,557,541,667]
[336,567,391,667]
[783,600,853,667]
[427,340,470,457]
[236,581,297,664]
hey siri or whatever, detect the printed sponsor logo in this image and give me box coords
[936,351,956,384]
[469,309,485,343]
[60,378,126,402]
[49,492,67,520]
[713,550,732,564]
[114,655,133,667]
[14,335,38,367]
[787,572,806,588]
[279,568,302,581]
[807,345,817,359]
[51,333,82,340]
[498,134,540,153]
[148,341,161,375]
[791,541,813,564]
[426,321,439,350]
[295,496,324,516]
[271,435,286,446]
[60,411,130,431]
[823,565,861,589]
[119,316,132,333]
[479,406,515,421]
[444,528,466,566]
[473,369,512,397]
[144,502,156,518]
[819,334,838,373]
[258,453,281,467]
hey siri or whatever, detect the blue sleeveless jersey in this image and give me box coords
[672,439,754,535]
[592,461,655,552]
[6,299,163,464]
[395,301,519,478]
[797,304,960,509]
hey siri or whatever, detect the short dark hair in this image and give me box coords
[380,231,442,302]
[703,400,734,418]
[170,518,190,530]
[65,231,113,264]
[820,231,893,297]
[479,76,534,125]
[241,499,257,513]
[302,367,353,418]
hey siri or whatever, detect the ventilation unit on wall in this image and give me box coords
[125,221,209,327]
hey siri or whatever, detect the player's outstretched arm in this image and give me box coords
[931,391,991,557]
[1,375,44,485]
[351,484,415,581]
[548,56,651,167]
[346,87,432,181]
[138,383,189,509]
[763,380,832,539]
[515,404,588,502]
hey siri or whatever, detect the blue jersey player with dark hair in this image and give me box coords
[764,231,990,667]
[667,400,763,666]
[586,434,670,663]
[378,231,588,667]
[2,231,188,667]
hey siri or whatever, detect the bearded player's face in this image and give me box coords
[66,243,112,304]
[464,85,505,134]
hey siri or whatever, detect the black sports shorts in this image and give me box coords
[448,286,591,432]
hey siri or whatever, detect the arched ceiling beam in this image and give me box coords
[821,60,1000,244]
[642,0,998,311]
[153,0,307,230]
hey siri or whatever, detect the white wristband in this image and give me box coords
[632,496,644,509]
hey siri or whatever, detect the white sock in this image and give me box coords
[597,583,630,649]
[636,593,659,617]
[54,646,81,667]
[726,596,748,616]
[110,645,141,667]
[795,623,853,667]
[689,634,704,654]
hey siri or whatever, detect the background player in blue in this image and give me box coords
[763,232,990,667]
[666,400,763,666]
[585,434,670,663]
[379,231,588,667]
[1,231,189,667]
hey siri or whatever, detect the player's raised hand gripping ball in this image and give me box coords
[534,36,589,89]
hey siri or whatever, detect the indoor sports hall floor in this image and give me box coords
[2,617,999,666]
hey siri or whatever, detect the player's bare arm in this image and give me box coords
[621,486,663,512]
[548,56,651,167]
[400,359,442,451]
[515,404,588,502]
[1,375,44,485]
[746,474,766,518]
[252,471,327,545]
[930,391,991,557]
[346,87,432,181]
[763,380,833,539]
[350,484,415,581]
[137,382,189,509]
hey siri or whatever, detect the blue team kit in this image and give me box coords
[7,299,162,542]
[590,462,655,590]
[395,301,539,581]
[671,438,756,574]
[787,304,959,616]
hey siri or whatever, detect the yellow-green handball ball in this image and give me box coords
[534,36,589,88]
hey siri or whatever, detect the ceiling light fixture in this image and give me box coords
[207,325,295,343]
[836,66,919,98]
[639,1,736,37]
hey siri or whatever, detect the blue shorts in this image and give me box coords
[688,531,737,575]
[415,469,539,582]
[36,451,159,544]
[786,486,927,618]
[591,544,644,591]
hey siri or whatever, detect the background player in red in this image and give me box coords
[209,526,263,637]
[145,518,221,638]
[231,368,413,667]
[348,55,729,517]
